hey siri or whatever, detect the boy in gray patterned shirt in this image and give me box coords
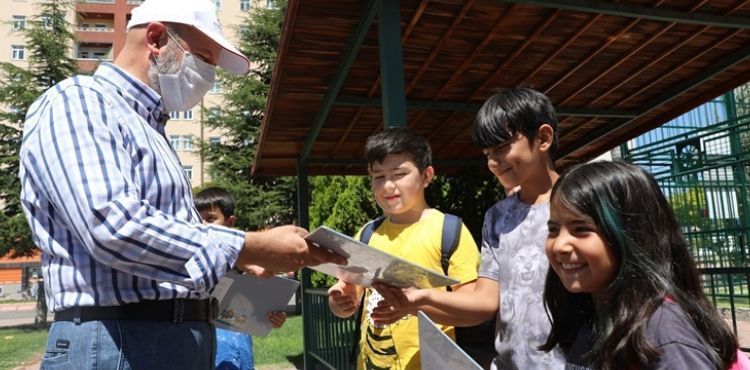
[372,88,565,369]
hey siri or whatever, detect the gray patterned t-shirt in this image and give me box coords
[478,193,565,370]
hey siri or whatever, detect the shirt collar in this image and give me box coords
[93,63,169,130]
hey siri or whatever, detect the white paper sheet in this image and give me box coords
[305,226,459,289]
[211,272,299,337]
[418,311,484,370]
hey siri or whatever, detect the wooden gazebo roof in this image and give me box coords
[253,0,750,176]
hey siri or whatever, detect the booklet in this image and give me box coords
[211,271,300,337]
[305,226,459,289]
[418,311,484,370]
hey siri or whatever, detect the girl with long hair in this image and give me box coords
[540,161,747,369]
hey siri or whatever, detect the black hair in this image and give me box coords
[472,88,558,155]
[364,127,432,172]
[194,187,235,218]
[540,161,737,369]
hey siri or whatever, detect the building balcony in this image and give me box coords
[76,26,114,32]
[75,30,116,44]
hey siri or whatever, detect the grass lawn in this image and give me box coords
[0,317,304,369]
[254,314,303,368]
[0,324,48,370]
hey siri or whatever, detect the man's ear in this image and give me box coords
[145,22,168,56]
[537,124,554,152]
[224,215,237,228]
[422,165,435,188]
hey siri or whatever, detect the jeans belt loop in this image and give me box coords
[73,306,81,325]
[209,297,218,323]
[173,299,184,324]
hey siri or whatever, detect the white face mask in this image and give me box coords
[155,32,216,112]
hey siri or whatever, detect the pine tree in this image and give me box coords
[0,0,76,257]
[202,0,298,230]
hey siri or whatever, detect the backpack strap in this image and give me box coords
[359,215,386,244]
[440,213,462,276]
[351,215,387,363]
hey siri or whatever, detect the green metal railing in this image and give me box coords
[302,285,358,370]
[622,91,750,351]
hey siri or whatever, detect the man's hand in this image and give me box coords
[237,225,347,274]
[370,283,430,325]
[328,280,361,318]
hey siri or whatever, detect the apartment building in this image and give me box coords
[1,0,269,187]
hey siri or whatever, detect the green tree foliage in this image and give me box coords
[201,0,298,231]
[309,176,379,235]
[427,168,505,243]
[0,0,76,257]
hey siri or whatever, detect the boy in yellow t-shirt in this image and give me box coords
[327,127,480,370]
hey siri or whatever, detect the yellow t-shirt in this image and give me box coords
[356,209,480,370]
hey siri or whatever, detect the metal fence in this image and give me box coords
[302,284,358,370]
[621,91,750,351]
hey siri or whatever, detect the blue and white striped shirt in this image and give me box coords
[19,63,245,312]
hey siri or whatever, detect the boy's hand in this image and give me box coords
[328,280,360,318]
[237,225,347,274]
[267,311,287,328]
[370,283,430,325]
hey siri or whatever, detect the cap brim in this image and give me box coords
[202,29,249,75]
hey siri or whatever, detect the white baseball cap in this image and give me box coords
[127,0,250,75]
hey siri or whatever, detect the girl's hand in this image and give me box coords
[267,311,287,328]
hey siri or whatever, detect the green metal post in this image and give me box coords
[297,159,315,370]
[378,0,407,128]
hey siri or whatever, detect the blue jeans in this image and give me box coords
[215,328,254,370]
[41,320,215,369]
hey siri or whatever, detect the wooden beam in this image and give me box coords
[499,0,750,29]
[299,0,377,162]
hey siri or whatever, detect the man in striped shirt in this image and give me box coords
[19,0,344,368]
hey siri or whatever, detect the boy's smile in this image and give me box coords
[370,152,433,224]
[483,133,541,190]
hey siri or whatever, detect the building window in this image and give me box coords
[209,136,221,145]
[183,110,193,120]
[213,0,220,10]
[170,135,181,149]
[266,0,276,8]
[240,0,250,11]
[40,16,52,29]
[239,26,250,39]
[12,16,26,30]
[210,80,222,93]
[182,135,193,150]
[208,107,220,120]
[169,111,180,120]
[183,165,193,181]
[11,45,25,60]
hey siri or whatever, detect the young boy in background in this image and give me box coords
[372,88,566,369]
[327,127,481,370]
[195,187,288,370]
